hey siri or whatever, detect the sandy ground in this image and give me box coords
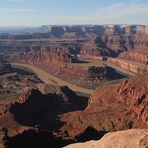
[11,63,94,95]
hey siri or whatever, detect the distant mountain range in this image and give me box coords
[0,25,148,39]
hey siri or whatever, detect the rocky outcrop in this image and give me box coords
[117,74,148,126]
[108,58,148,74]
[59,73,148,139]
[65,129,148,148]
[119,50,148,64]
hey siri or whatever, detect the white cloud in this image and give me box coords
[47,3,148,25]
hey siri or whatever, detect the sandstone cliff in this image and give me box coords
[119,50,148,64]
[79,34,148,58]
[108,58,148,74]
[59,73,148,139]
[117,74,148,126]
[47,25,147,39]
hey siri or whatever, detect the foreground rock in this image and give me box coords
[65,129,148,148]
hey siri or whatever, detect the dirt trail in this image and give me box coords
[12,63,94,95]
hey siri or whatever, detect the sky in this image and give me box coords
[0,0,148,26]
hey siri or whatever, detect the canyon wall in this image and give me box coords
[117,75,148,126]
[79,34,148,58]
[47,25,147,39]
[5,48,110,89]
[0,25,147,39]
[56,73,148,140]
[95,34,148,52]
[119,50,148,64]
[108,58,148,74]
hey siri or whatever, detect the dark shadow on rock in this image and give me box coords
[5,129,74,148]
[106,66,127,80]
[75,127,107,142]
[4,127,108,148]
[68,47,80,54]
[6,90,109,148]
[13,67,35,76]
[106,48,119,58]
[60,86,89,110]
[9,89,88,131]
[72,58,89,64]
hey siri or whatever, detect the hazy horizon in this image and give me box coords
[0,24,147,28]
